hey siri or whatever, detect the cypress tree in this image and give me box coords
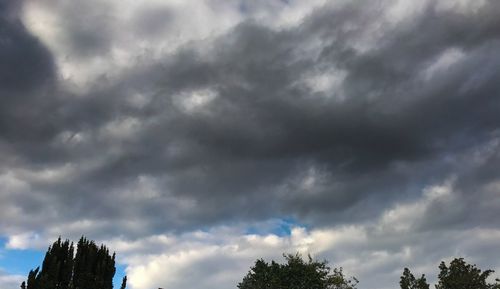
[120,276,127,289]
[38,237,74,289]
[23,236,125,289]
[26,267,39,289]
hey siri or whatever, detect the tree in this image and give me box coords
[238,253,358,289]
[120,276,127,289]
[73,237,116,289]
[23,236,125,289]
[435,258,500,289]
[26,237,74,289]
[400,268,429,289]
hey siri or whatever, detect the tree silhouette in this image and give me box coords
[23,236,124,289]
[120,276,127,289]
[435,258,500,289]
[400,267,429,289]
[238,253,358,289]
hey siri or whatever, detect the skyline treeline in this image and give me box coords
[21,237,500,289]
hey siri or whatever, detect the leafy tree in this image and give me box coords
[435,258,500,289]
[23,236,125,289]
[238,253,358,289]
[400,268,429,289]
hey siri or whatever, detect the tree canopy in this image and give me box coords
[402,258,500,289]
[238,253,358,289]
[23,236,126,289]
[435,258,500,289]
[400,267,429,289]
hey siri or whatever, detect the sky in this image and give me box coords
[0,0,500,288]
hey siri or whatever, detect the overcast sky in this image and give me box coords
[1,0,500,288]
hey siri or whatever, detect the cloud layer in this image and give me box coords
[1,0,499,288]
[0,270,24,289]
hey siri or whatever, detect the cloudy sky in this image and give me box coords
[1,0,500,288]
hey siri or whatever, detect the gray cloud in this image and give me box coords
[1,1,500,288]
[0,270,23,289]
[2,0,500,232]
[0,0,56,143]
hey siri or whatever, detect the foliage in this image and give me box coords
[400,268,429,289]
[24,236,124,289]
[238,253,358,289]
[435,258,500,289]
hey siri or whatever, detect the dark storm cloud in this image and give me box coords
[415,136,500,232]
[1,0,500,238]
[0,0,57,153]
[0,0,54,92]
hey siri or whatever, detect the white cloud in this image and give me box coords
[174,88,218,113]
[0,270,24,289]
[6,232,46,250]
[0,172,30,193]
[88,179,495,289]
[22,0,244,90]
[377,179,454,234]
[2,176,500,289]
[101,117,143,141]
[385,0,430,24]
[422,48,465,81]
[304,69,347,99]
